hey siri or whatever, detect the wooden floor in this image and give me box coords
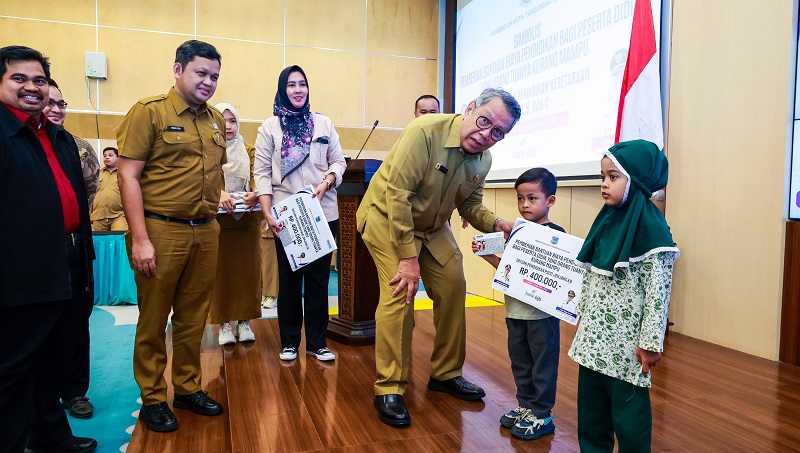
[128,305,800,452]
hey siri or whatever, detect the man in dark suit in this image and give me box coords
[0,46,97,453]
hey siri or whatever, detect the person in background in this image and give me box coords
[209,102,262,346]
[569,140,679,452]
[413,94,440,117]
[254,65,346,363]
[0,45,97,453]
[43,79,100,207]
[42,78,99,420]
[356,87,520,427]
[90,147,127,231]
[473,167,563,441]
[117,40,226,433]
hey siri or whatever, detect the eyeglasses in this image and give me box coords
[47,100,68,109]
[476,115,506,141]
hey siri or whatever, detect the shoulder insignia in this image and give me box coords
[139,94,167,105]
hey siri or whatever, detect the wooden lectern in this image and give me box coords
[327,159,382,345]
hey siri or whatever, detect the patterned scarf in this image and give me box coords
[576,140,679,275]
[274,65,314,181]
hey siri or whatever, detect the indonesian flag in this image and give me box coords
[615,0,664,150]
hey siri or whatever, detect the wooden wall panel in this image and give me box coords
[366,55,438,128]
[0,18,97,112]
[367,0,439,59]
[97,28,186,112]
[197,0,284,43]
[202,39,284,121]
[98,0,195,34]
[780,221,800,365]
[1,0,95,23]
[284,47,365,127]
[665,0,793,359]
[286,0,366,51]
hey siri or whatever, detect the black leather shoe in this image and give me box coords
[62,396,94,418]
[25,435,97,453]
[139,401,178,432]
[428,376,486,401]
[173,390,223,416]
[374,394,411,427]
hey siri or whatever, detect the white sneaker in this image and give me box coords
[261,296,277,309]
[307,347,335,361]
[279,347,298,361]
[218,322,236,345]
[237,320,255,342]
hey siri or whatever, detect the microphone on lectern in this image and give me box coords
[354,120,379,160]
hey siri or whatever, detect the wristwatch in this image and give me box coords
[493,218,503,231]
[322,179,333,189]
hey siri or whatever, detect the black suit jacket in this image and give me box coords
[0,103,95,308]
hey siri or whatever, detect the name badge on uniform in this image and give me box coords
[435,163,448,174]
[214,131,225,145]
[166,126,185,132]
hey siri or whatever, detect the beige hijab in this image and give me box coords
[215,103,251,192]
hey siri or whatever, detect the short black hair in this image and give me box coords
[175,40,221,69]
[102,146,119,156]
[415,94,440,111]
[514,167,557,197]
[0,45,50,81]
[47,78,62,95]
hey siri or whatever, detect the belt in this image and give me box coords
[66,232,83,246]
[144,211,214,226]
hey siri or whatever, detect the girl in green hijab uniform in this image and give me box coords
[568,140,679,453]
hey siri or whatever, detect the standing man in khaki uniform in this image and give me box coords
[90,147,127,231]
[117,40,226,433]
[356,88,521,427]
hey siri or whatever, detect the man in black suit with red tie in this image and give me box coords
[0,45,97,453]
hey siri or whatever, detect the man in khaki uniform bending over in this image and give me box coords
[117,40,226,433]
[357,88,521,427]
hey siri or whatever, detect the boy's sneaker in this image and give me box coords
[279,347,298,361]
[237,320,255,342]
[511,413,555,440]
[500,406,530,428]
[218,322,236,345]
[261,296,277,309]
[307,347,336,361]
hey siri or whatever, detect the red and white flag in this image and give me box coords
[615,0,664,150]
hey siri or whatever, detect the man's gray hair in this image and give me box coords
[474,88,522,128]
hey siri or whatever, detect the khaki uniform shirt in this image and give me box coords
[90,167,123,220]
[116,88,226,219]
[356,114,498,266]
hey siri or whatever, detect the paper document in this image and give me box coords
[272,185,337,271]
[491,219,585,325]
[217,191,262,214]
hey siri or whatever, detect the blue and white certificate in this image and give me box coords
[491,218,585,325]
[272,186,337,271]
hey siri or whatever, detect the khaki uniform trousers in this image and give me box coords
[260,220,279,297]
[126,217,220,405]
[92,215,128,232]
[365,238,467,396]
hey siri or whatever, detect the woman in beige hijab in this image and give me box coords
[209,103,263,345]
